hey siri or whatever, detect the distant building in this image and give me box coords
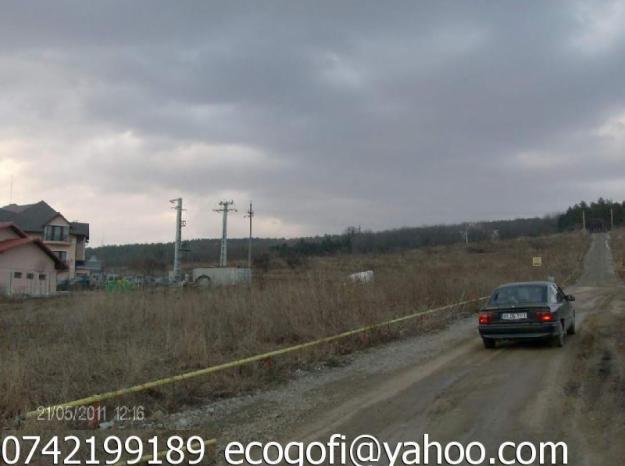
[587,218,607,233]
[84,255,104,283]
[0,222,67,296]
[85,255,102,274]
[0,201,90,280]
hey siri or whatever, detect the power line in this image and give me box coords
[214,201,236,267]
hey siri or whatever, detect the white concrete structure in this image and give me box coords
[348,270,375,284]
[192,267,252,287]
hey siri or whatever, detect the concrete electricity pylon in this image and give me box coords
[244,202,254,268]
[461,222,475,246]
[170,198,186,282]
[214,201,236,267]
[610,207,614,230]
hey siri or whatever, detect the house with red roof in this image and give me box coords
[0,222,67,296]
[0,201,89,281]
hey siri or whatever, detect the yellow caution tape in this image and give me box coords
[112,437,216,466]
[26,296,488,419]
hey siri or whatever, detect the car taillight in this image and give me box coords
[535,309,554,322]
[479,312,492,324]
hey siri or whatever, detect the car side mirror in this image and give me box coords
[566,295,575,302]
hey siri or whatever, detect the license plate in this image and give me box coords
[501,312,527,320]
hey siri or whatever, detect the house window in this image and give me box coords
[39,274,46,280]
[27,273,34,279]
[44,225,69,242]
[13,272,22,279]
[53,251,68,263]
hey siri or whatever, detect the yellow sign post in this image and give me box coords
[532,256,542,267]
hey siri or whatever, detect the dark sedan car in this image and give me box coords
[478,281,575,348]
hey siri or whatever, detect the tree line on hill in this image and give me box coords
[557,198,624,231]
[87,237,286,275]
[87,199,624,273]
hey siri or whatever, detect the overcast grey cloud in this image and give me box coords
[2,1,625,244]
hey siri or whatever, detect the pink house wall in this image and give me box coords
[0,244,58,296]
[28,215,85,280]
[0,228,19,241]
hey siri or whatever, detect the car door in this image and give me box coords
[555,285,570,325]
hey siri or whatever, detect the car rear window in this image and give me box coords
[489,285,547,305]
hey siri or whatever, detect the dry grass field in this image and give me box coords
[0,232,588,427]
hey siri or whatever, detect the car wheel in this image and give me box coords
[567,312,576,335]
[483,338,496,349]
[552,322,565,348]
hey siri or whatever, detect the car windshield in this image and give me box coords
[489,285,547,305]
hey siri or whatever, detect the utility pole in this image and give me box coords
[461,223,473,246]
[9,175,13,203]
[610,207,614,230]
[170,198,185,283]
[244,202,254,268]
[582,209,586,233]
[214,201,236,267]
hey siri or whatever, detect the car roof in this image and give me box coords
[495,281,556,289]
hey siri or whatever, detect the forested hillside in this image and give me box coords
[87,199,624,272]
[88,216,558,272]
[558,198,624,231]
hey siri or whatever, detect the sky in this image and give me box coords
[1,1,625,245]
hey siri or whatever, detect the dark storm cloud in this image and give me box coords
[2,1,625,243]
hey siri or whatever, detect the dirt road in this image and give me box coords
[173,234,625,465]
